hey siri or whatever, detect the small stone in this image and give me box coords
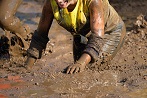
[35,82,39,86]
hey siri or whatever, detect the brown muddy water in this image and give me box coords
[0,0,147,98]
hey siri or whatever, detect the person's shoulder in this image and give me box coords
[45,0,50,3]
[44,0,52,6]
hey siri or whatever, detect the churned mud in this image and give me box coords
[0,0,147,98]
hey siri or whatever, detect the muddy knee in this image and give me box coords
[0,16,19,30]
[0,16,28,38]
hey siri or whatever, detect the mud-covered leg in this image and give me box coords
[0,0,30,49]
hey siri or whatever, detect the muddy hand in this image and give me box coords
[66,62,86,74]
[25,57,36,70]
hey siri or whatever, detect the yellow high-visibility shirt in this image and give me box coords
[50,0,120,34]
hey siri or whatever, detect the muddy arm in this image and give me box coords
[67,0,105,74]
[83,0,104,62]
[25,0,54,68]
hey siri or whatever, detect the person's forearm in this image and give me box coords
[37,0,54,36]
[77,53,91,65]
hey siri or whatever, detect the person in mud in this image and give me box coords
[26,0,126,74]
[0,0,30,56]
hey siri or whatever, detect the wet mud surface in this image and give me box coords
[0,0,147,98]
